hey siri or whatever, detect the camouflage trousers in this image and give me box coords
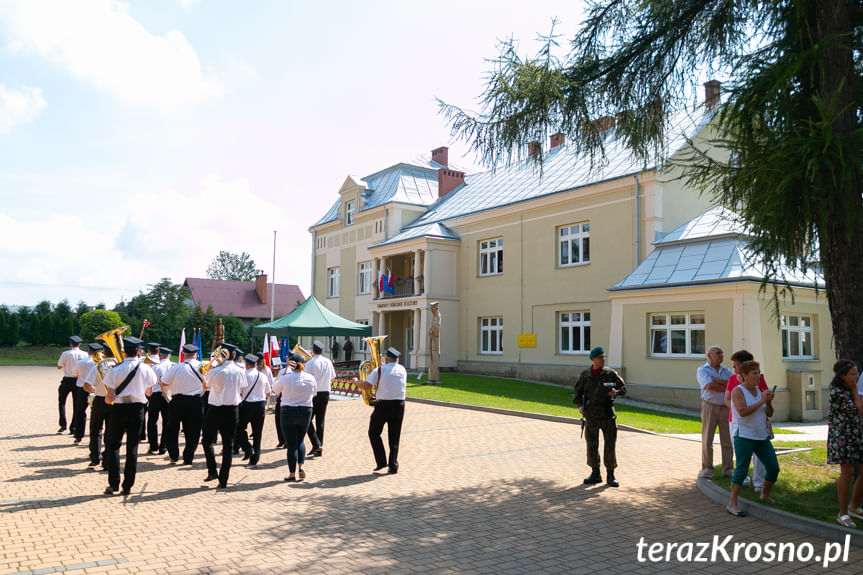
[584,418,618,470]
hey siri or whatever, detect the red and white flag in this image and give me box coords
[178,328,186,362]
[271,335,280,359]
[262,333,270,368]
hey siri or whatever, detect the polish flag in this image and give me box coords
[178,328,186,363]
[262,333,270,368]
[270,336,280,361]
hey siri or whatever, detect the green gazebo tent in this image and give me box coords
[251,296,372,337]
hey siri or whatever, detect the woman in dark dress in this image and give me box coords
[827,359,863,527]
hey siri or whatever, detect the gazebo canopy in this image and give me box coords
[251,296,372,337]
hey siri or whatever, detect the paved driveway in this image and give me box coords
[1,366,861,574]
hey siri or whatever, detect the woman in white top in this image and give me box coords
[726,361,779,516]
[272,353,317,481]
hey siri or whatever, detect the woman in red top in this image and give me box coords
[724,350,769,490]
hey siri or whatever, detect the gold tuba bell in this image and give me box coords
[358,335,388,407]
[200,347,229,377]
[96,326,129,379]
[290,343,313,362]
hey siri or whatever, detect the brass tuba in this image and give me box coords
[358,335,388,407]
[96,326,129,379]
[291,343,313,362]
[200,347,229,377]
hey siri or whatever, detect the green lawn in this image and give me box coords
[0,345,61,365]
[711,441,841,525]
[409,373,706,434]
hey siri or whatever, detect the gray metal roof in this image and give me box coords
[610,207,824,290]
[407,107,712,228]
[311,158,445,228]
[374,222,460,249]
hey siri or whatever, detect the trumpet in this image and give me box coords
[200,347,229,377]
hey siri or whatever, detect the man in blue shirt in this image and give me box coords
[696,346,733,478]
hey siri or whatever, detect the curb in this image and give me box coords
[696,475,863,547]
[405,397,652,434]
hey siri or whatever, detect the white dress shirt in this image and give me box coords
[696,362,732,404]
[73,356,97,388]
[151,358,174,393]
[102,358,157,404]
[272,371,316,407]
[161,360,204,396]
[58,348,88,376]
[305,353,336,393]
[242,367,272,402]
[365,361,407,400]
[84,359,115,397]
[206,361,248,406]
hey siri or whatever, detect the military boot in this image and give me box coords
[606,470,619,487]
[583,468,602,485]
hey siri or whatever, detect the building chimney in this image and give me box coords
[438,168,465,198]
[255,273,267,305]
[431,146,448,167]
[527,141,541,157]
[592,115,615,134]
[704,80,720,109]
[550,133,565,148]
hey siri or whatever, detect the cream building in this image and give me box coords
[309,88,833,421]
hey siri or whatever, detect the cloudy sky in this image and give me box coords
[0,0,587,308]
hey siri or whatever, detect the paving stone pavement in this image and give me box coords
[2,366,862,575]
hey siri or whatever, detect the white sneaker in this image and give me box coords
[742,476,751,487]
[753,484,763,492]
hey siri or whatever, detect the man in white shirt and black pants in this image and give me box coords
[202,343,248,488]
[237,353,270,465]
[71,342,101,444]
[160,343,205,464]
[147,346,173,455]
[102,336,156,495]
[56,335,87,434]
[305,340,336,457]
[83,345,115,469]
[357,346,407,474]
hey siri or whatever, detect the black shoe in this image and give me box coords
[120,488,131,496]
[248,456,259,466]
[276,443,285,449]
[310,447,323,457]
[606,472,619,488]
[169,458,179,464]
[284,476,296,482]
[148,449,159,455]
[373,465,387,473]
[583,470,602,485]
[88,460,100,467]
[182,461,193,466]
[204,474,218,482]
[159,448,167,455]
[57,427,66,434]
[103,486,118,495]
[73,438,82,444]
[242,452,250,461]
[388,466,398,474]
[233,448,240,455]
[217,482,227,489]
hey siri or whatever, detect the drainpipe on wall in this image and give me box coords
[311,230,317,297]
[634,175,641,265]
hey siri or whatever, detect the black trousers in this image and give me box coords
[71,386,89,440]
[368,399,405,471]
[105,402,145,491]
[88,396,111,465]
[202,405,239,485]
[165,395,203,463]
[147,392,169,452]
[237,401,266,461]
[57,376,77,430]
[307,391,330,450]
[274,395,284,444]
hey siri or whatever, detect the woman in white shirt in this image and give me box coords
[272,353,317,481]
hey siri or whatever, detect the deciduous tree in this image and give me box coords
[206,251,258,282]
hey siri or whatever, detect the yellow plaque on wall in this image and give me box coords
[518,334,536,348]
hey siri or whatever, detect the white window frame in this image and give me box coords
[781,314,814,359]
[345,201,355,225]
[327,267,340,298]
[479,238,503,276]
[558,222,590,267]
[649,312,705,358]
[559,311,591,354]
[358,262,372,294]
[479,317,503,354]
[356,321,369,353]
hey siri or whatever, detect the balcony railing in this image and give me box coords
[376,277,424,299]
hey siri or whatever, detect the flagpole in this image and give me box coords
[270,230,277,321]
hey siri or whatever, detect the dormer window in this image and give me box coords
[345,201,355,226]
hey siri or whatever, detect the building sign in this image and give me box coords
[518,334,536,348]
[376,300,418,310]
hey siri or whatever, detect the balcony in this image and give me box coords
[376,276,424,299]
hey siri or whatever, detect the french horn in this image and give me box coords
[358,335,388,407]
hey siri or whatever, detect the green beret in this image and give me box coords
[589,346,605,359]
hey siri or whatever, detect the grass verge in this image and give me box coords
[711,441,842,525]
[406,373,797,435]
[0,345,61,365]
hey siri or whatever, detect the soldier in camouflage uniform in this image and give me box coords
[573,346,626,487]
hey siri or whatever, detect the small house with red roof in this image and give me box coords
[183,274,304,326]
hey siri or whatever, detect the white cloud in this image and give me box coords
[0,0,222,111]
[0,84,46,133]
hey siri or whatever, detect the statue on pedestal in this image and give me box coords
[212,318,224,352]
[428,301,441,383]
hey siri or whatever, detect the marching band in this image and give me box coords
[52,328,401,494]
